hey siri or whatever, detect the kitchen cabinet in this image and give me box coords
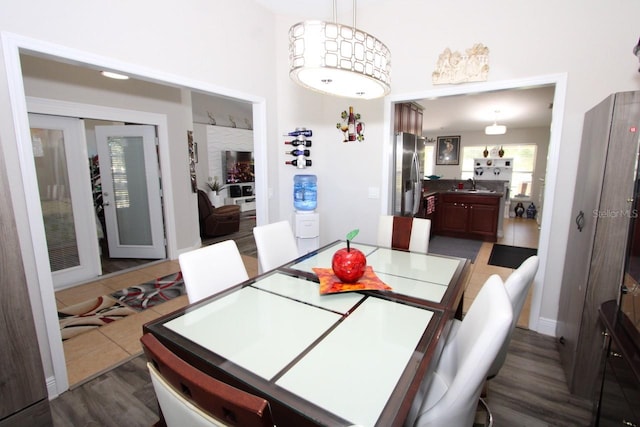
[556,91,640,399]
[435,193,500,241]
[594,301,640,426]
[394,102,423,135]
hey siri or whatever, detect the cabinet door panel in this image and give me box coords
[468,204,498,236]
[557,93,613,384]
[558,91,640,399]
[439,203,467,233]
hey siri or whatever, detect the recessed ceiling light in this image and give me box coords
[101,71,129,80]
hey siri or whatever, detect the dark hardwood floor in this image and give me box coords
[50,327,593,427]
[201,210,257,257]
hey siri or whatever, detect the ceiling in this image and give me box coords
[254,0,387,20]
[415,85,555,135]
[256,1,555,136]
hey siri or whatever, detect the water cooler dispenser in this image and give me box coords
[293,175,319,255]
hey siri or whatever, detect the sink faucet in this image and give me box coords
[467,178,476,190]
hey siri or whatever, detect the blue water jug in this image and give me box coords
[293,174,317,211]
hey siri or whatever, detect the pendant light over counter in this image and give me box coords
[485,110,507,135]
[288,0,391,100]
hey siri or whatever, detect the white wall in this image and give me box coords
[0,0,278,397]
[272,0,640,333]
[199,124,254,200]
[2,0,640,398]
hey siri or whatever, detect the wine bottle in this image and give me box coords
[286,149,311,157]
[284,139,312,147]
[347,106,356,141]
[286,158,312,168]
[284,128,312,137]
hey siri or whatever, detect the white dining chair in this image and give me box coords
[253,220,299,272]
[178,240,249,304]
[407,274,512,427]
[377,215,431,254]
[487,254,539,379]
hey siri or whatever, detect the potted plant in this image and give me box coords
[206,176,225,206]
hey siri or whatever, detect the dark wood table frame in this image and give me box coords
[143,241,470,427]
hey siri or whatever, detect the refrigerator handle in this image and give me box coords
[412,152,421,216]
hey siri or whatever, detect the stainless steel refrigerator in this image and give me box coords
[393,132,425,217]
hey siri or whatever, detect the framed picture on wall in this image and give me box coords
[436,135,460,165]
[188,130,197,192]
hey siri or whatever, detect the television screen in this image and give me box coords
[224,151,254,183]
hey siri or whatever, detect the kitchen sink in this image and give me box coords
[447,189,497,194]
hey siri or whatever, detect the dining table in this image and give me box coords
[143,241,471,427]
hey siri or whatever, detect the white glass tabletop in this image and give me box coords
[251,272,364,314]
[148,244,469,426]
[276,297,435,426]
[289,243,462,303]
[164,286,341,380]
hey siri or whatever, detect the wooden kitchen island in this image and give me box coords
[433,191,502,242]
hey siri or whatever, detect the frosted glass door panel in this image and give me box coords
[96,125,165,259]
[108,135,152,245]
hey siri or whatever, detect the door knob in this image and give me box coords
[103,201,110,206]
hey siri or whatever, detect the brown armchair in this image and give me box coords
[197,189,241,237]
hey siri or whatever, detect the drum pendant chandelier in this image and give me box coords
[288,0,391,100]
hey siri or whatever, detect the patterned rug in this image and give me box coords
[58,272,185,341]
[58,296,137,340]
[110,271,185,311]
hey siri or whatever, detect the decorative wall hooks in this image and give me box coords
[336,106,365,142]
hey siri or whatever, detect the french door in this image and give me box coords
[95,125,165,259]
[29,113,101,288]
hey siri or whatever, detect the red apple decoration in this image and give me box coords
[331,229,366,283]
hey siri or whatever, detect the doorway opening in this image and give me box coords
[29,111,167,290]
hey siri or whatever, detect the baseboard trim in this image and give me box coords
[46,375,58,400]
[534,317,557,337]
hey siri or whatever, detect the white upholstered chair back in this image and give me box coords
[408,274,512,427]
[253,220,299,273]
[487,254,539,378]
[178,240,249,304]
[376,215,430,254]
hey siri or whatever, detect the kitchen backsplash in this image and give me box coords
[422,179,507,194]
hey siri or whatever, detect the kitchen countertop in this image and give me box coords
[423,190,504,197]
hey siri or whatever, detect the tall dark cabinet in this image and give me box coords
[0,150,52,423]
[556,91,640,399]
[594,129,640,426]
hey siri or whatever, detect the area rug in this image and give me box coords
[488,244,537,269]
[429,236,483,263]
[58,296,137,340]
[110,271,185,311]
[59,271,185,341]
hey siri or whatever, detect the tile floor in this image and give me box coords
[463,217,540,328]
[57,256,259,387]
[56,217,539,388]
